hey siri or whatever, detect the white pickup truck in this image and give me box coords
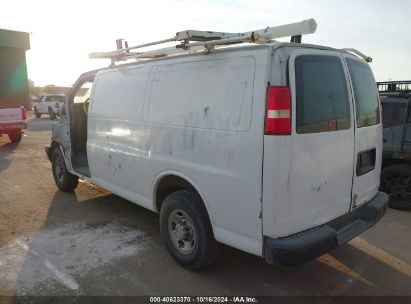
[0,106,27,142]
[33,94,66,120]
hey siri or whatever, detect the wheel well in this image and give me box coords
[155,175,196,212]
[46,140,60,161]
[50,140,60,149]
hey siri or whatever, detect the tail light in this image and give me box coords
[264,86,291,135]
[20,106,27,120]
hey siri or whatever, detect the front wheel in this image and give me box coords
[51,148,79,192]
[160,190,220,270]
[381,164,411,210]
[8,132,22,143]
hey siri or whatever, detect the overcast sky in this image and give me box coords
[2,0,410,86]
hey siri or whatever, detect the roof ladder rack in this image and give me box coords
[341,48,373,63]
[377,81,411,93]
[90,18,317,64]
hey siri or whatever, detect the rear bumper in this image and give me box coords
[264,191,389,267]
[0,122,27,133]
[37,106,60,115]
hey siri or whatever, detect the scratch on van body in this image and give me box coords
[311,181,328,192]
[204,106,210,119]
[286,172,290,192]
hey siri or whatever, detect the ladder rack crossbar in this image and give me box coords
[90,37,175,59]
[90,18,320,63]
[341,48,373,63]
[377,81,411,93]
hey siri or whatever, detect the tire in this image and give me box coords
[51,148,79,192]
[160,189,220,270]
[8,132,22,143]
[34,107,41,118]
[48,107,56,120]
[380,164,411,210]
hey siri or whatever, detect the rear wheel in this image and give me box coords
[160,189,219,270]
[8,132,22,143]
[381,164,411,210]
[48,107,56,120]
[52,148,78,192]
[34,107,41,118]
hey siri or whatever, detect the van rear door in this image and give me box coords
[344,56,382,209]
[288,51,355,234]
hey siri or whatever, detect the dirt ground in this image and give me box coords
[0,114,410,296]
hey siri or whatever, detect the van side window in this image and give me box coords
[74,81,93,104]
[295,55,350,134]
[346,58,380,128]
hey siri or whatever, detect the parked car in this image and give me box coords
[0,106,27,142]
[378,81,411,210]
[45,20,388,269]
[33,94,66,120]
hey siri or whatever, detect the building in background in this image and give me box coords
[0,29,30,109]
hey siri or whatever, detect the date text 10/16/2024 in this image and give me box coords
[150,297,258,303]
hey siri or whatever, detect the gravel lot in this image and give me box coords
[0,114,410,296]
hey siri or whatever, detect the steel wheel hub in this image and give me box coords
[168,209,197,255]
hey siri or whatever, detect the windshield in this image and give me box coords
[45,95,66,102]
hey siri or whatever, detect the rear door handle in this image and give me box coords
[356,148,376,176]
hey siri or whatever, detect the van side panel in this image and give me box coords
[143,50,269,255]
[147,58,254,132]
[262,137,292,237]
[263,48,292,237]
[88,49,271,256]
[88,65,154,209]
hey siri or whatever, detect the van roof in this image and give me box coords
[88,19,371,69]
[81,42,366,78]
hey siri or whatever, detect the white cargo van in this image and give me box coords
[46,19,388,269]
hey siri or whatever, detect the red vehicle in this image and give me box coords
[0,106,27,142]
[0,28,30,143]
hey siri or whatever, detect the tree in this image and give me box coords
[28,79,40,96]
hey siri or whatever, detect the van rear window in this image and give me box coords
[346,58,380,128]
[295,55,350,134]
